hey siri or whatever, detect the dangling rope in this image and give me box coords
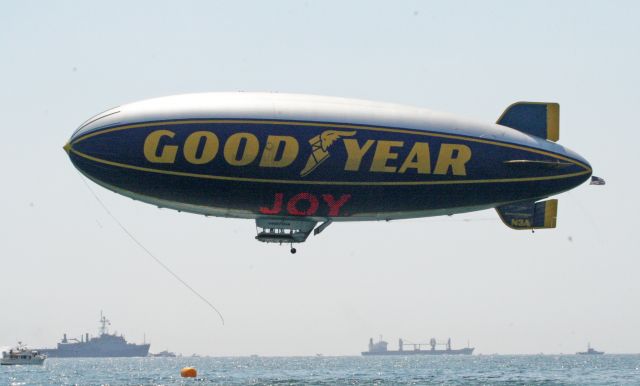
[79,176,225,325]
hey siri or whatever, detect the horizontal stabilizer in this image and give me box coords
[496,199,558,230]
[497,102,559,142]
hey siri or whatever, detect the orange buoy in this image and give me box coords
[180,367,197,378]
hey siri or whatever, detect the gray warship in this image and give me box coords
[577,343,604,355]
[362,336,474,356]
[36,312,150,357]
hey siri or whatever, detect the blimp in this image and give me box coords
[64,93,597,253]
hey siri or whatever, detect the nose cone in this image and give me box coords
[63,136,87,180]
[64,107,123,174]
[63,131,86,170]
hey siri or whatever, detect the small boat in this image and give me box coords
[150,350,177,358]
[577,343,604,355]
[1,342,47,365]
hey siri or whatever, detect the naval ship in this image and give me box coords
[576,343,604,355]
[362,336,474,356]
[36,313,150,357]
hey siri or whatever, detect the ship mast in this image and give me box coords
[99,311,111,336]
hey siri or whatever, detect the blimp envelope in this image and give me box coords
[64,93,593,249]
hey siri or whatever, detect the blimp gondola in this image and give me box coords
[64,93,598,253]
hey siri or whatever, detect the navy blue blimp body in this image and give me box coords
[64,93,594,247]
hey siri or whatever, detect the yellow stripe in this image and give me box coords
[70,148,591,187]
[543,199,558,228]
[70,119,591,171]
[546,103,560,142]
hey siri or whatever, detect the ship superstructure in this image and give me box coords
[36,312,150,357]
[362,336,474,356]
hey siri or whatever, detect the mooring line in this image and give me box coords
[79,175,225,325]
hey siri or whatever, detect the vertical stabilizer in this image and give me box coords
[496,199,558,230]
[497,102,559,142]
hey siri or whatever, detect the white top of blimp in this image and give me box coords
[73,92,567,154]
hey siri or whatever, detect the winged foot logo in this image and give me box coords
[300,130,356,176]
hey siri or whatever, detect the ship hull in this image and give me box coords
[1,358,46,365]
[362,348,474,356]
[37,344,150,358]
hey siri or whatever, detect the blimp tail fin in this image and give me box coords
[495,199,558,230]
[497,102,559,142]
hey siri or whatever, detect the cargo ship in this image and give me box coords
[35,312,150,357]
[362,336,474,356]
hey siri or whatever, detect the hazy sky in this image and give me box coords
[1,0,638,356]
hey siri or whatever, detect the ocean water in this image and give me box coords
[1,355,639,385]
